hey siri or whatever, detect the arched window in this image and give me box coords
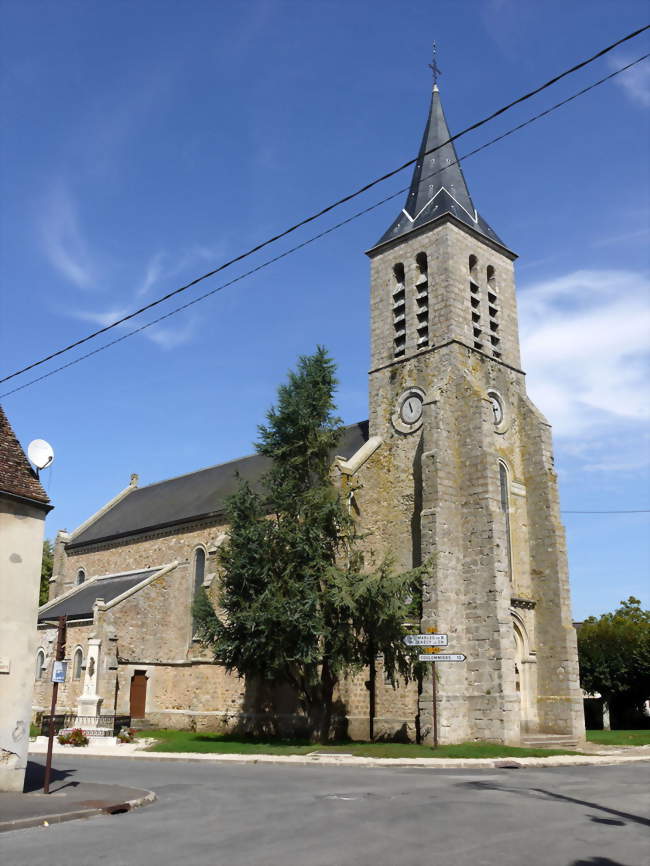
[192,548,206,637]
[469,255,482,350]
[486,265,500,358]
[392,263,406,357]
[73,647,84,680]
[414,252,429,349]
[499,461,512,580]
[76,568,85,585]
[194,548,206,593]
[35,649,45,680]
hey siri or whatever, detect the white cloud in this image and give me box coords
[145,317,196,350]
[40,183,96,290]
[72,307,129,328]
[71,303,195,351]
[519,269,650,456]
[57,231,229,355]
[608,55,650,109]
[135,253,164,298]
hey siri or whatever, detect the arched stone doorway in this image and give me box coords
[512,615,536,734]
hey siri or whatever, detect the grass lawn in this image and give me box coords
[136,730,578,759]
[586,729,650,747]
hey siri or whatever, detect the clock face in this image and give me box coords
[400,393,423,425]
[488,392,504,426]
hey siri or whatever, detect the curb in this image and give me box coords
[0,789,156,834]
[29,747,650,770]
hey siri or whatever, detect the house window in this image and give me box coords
[76,569,85,585]
[73,647,84,680]
[35,649,45,680]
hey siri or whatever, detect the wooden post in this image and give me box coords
[368,652,376,742]
[43,616,66,794]
[431,660,438,748]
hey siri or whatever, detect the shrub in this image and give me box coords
[58,728,89,746]
[117,727,136,744]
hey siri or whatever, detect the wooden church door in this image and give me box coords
[129,671,148,718]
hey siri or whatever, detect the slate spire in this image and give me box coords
[372,84,506,251]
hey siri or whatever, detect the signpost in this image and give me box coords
[44,616,66,794]
[404,631,466,749]
[403,634,448,647]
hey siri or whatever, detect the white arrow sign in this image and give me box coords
[403,634,448,647]
[418,653,466,663]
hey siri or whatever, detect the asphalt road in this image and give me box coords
[1,757,648,866]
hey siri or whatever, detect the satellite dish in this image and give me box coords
[28,439,54,471]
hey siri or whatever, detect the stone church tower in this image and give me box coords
[362,82,585,745]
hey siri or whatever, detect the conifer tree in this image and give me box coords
[194,347,420,742]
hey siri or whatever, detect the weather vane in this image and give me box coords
[428,42,441,86]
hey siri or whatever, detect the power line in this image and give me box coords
[1,25,648,388]
[1,53,648,399]
[562,510,650,514]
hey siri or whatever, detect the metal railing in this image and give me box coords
[40,714,131,737]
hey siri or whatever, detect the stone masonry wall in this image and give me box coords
[361,216,582,744]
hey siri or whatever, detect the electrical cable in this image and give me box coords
[1,25,648,387]
[562,510,650,514]
[1,53,648,399]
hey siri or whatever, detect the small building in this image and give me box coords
[0,406,52,791]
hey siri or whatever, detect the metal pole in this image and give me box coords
[431,660,438,748]
[43,616,66,794]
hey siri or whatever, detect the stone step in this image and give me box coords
[521,734,579,750]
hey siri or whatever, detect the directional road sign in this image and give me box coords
[403,634,448,647]
[417,653,466,663]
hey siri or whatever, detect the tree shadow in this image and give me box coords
[459,780,649,828]
[213,676,351,743]
[23,760,78,793]
[569,858,633,866]
[374,722,411,744]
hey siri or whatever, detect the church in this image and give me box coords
[33,78,585,747]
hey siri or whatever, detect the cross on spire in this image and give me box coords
[428,42,441,87]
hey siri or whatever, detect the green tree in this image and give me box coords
[194,347,420,742]
[40,539,53,605]
[578,597,650,727]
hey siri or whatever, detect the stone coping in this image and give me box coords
[28,739,650,769]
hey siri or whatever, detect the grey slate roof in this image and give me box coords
[67,421,369,549]
[38,568,159,622]
[371,86,507,253]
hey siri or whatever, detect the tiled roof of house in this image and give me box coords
[0,405,51,508]
[67,421,370,549]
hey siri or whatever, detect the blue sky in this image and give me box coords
[1,0,648,620]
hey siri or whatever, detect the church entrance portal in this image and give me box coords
[129,670,148,718]
[513,621,531,732]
